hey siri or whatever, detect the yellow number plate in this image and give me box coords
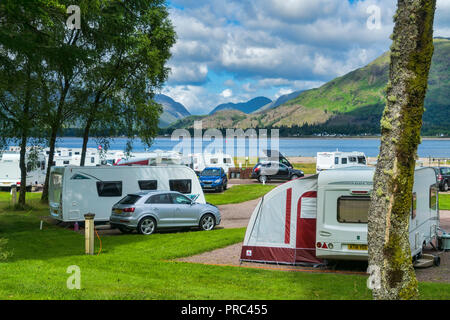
[348,244,368,251]
[114,209,122,214]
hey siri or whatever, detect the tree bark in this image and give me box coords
[80,118,93,167]
[368,0,436,300]
[18,131,28,206]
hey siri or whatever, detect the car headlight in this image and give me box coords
[215,179,222,184]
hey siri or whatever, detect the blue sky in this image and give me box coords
[161,0,450,115]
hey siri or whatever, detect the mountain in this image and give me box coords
[252,90,304,114]
[168,38,450,135]
[209,96,272,115]
[155,94,191,128]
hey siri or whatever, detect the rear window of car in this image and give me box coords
[118,195,141,205]
[146,193,172,204]
[96,181,122,197]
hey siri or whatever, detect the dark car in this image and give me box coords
[251,161,304,183]
[199,167,228,192]
[259,149,293,168]
[433,167,450,191]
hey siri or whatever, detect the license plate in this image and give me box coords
[348,244,368,251]
[114,209,122,214]
[2,182,10,185]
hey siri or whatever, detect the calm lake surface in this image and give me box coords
[54,137,450,158]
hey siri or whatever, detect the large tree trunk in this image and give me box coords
[41,126,57,202]
[368,0,436,300]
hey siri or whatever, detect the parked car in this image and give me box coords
[259,149,293,168]
[110,191,221,235]
[199,167,228,192]
[432,167,450,191]
[251,161,304,183]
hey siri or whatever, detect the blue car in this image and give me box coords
[199,167,228,192]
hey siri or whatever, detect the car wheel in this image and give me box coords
[138,217,156,235]
[200,214,215,231]
[118,226,133,234]
[217,185,224,193]
[258,175,268,184]
[445,182,449,192]
[291,175,299,180]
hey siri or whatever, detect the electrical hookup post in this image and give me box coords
[84,213,95,255]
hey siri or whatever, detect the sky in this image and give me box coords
[160,0,450,115]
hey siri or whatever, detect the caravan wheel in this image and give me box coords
[138,217,156,235]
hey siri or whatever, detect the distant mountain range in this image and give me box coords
[165,38,450,136]
[209,96,272,115]
[154,94,191,128]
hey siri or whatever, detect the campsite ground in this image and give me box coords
[0,189,449,299]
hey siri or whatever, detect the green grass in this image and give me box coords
[292,163,316,174]
[205,184,276,205]
[0,191,449,300]
[440,193,450,210]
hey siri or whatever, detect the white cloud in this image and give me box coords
[220,89,233,98]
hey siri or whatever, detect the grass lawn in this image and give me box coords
[292,163,316,174]
[440,193,450,210]
[0,191,449,300]
[205,184,276,205]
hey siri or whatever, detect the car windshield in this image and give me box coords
[118,195,141,205]
[201,169,221,176]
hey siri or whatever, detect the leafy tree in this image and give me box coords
[0,0,63,205]
[77,0,175,166]
[368,0,436,300]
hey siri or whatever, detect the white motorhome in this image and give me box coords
[316,151,367,173]
[115,150,183,166]
[185,152,235,174]
[241,166,439,265]
[0,152,46,189]
[48,165,206,222]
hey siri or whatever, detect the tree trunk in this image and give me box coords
[18,132,28,206]
[80,118,93,167]
[368,0,436,300]
[41,126,57,202]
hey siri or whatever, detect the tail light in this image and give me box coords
[254,166,260,173]
[438,175,443,181]
[316,242,322,248]
[16,182,21,186]
[123,207,135,213]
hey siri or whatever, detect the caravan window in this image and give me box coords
[358,156,366,164]
[63,160,70,165]
[169,179,192,194]
[71,174,90,180]
[337,196,370,223]
[138,180,157,191]
[349,157,357,163]
[224,158,232,164]
[341,158,348,165]
[335,157,339,165]
[429,186,437,210]
[91,157,95,164]
[96,181,122,197]
[210,158,219,164]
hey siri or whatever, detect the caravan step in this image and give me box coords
[413,254,440,268]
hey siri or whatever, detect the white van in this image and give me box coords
[48,165,205,222]
[316,151,367,173]
[315,167,439,260]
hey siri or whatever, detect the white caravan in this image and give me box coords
[185,152,235,174]
[241,166,439,264]
[0,152,46,189]
[48,165,206,222]
[316,151,367,173]
[114,150,183,166]
[315,166,438,261]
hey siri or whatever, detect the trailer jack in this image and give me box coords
[413,253,440,268]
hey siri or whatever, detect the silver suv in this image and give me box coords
[110,191,221,235]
